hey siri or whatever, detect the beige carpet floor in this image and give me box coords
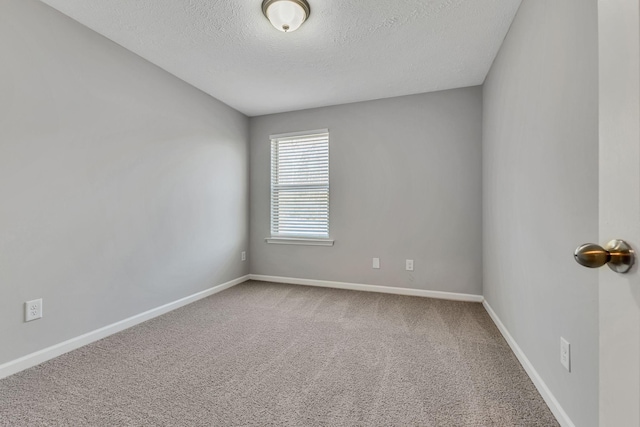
[0,281,558,426]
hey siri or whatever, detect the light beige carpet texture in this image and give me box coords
[0,281,558,426]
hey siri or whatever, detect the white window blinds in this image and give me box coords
[271,130,329,238]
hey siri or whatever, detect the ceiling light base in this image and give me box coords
[262,0,311,33]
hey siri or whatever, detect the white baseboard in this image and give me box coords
[482,301,574,427]
[249,274,484,302]
[0,275,250,380]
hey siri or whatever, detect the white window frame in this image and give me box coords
[266,129,333,246]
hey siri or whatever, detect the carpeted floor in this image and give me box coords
[0,281,558,426]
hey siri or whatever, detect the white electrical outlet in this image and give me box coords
[25,299,43,322]
[406,259,414,271]
[560,337,571,372]
[373,258,380,269]
[241,251,246,261]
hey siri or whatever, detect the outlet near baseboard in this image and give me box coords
[560,337,571,372]
[25,299,43,322]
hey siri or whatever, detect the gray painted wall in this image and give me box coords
[0,0,249,365]
[482,1,599,426]
[249,88,483,295]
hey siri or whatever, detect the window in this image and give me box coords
[267,129,332,246]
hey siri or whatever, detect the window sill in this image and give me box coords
[265,237,334,246]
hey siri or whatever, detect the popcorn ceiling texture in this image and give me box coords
[0,281,558,426]
[39,0,522,116]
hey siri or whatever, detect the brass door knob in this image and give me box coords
[574,239,635,273]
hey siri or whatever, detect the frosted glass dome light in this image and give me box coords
[262,0,310,33]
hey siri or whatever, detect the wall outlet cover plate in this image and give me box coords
[406,259,414,271]
[25,299,43,322]
[560,337,571,372]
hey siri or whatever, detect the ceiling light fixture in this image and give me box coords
[262,0,310,33]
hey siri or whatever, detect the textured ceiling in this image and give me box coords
[39,0,522,116]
